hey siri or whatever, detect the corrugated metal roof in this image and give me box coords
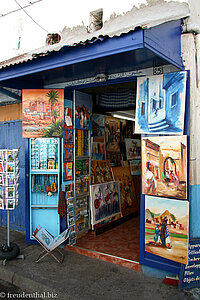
[0,0,190,70]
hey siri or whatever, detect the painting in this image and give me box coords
[64,144,73,162]
[142,135,187,199]
[64,99,73,129]
[90,181,121,225]
[130,160,141,176]
[92,114,105,160]
[135,71,186,134]
[145,195,189,264]
[22,89,64,138]
[112,166,139,216]
[125,138,141,160]
[64,162,73,181]
[75,92,92,130]
[91,160,113,185]
[105,116,121,166]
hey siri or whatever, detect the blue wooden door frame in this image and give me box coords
[64,70,190,274]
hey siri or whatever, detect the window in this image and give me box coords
[141,102,145,115]
[171,91,178,107]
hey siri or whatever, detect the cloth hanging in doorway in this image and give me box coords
[58,191,66,218]
[96,89,136,108]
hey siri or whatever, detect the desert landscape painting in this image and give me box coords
[145,195,189,264]
[142,135,187,199]
[22,89,64,138]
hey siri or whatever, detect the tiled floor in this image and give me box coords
[74,215,140,262]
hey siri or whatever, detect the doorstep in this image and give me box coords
[66,245,141,272]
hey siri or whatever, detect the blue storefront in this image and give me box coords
[0,19,195,278]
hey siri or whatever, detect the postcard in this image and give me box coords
[0,161,5,173]
[6,174,15,186]
[7,150,15,162]
[0,185,4,200]
[6,199,15,210]
[0,199,4,210]
[6,187,15,198]
[6,162,15,173]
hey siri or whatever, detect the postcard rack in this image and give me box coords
[0,148,23,265]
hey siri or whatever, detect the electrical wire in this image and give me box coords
[0,0,44,18]
[14,0,48,33]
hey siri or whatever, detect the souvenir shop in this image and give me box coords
[0,19,191,276]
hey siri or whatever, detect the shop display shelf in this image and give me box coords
[31,169,59,174]
[31,205,58,208]
[75,156,90,160]
[76,192,90,198]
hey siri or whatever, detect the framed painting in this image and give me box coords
[105,116,120,152]
[90,181,121,225]
[91,160,113,185]
[145,195,189,264]
[135,71,186,134]
[142,135,187,199]
[112,166,139,216]
[125,138,141,160]
[22,89,64,138]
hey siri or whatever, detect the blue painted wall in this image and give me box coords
[0,120,27,233]
[137,78,149,129]
[163,72,185,131]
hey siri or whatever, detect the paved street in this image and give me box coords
[0,227,200,300]
[0,279,42,300]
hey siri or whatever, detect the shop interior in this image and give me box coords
[68,80,141,263]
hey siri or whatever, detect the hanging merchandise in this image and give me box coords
[66,196,76,245]
[64,144,73,162]
[73,91,92,238]
[31,138,59,170]
[63,100,76,245]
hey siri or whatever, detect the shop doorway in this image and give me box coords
[68,82,141,268]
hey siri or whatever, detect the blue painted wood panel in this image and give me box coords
[0,120,27,232]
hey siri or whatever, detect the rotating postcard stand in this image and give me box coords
[0,148,24,266]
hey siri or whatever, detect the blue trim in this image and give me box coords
[65,76,137,92]
[0,21,182,85]
[189,185,200,238]
[144,20,184,70]
[139,70,190,274]
[0,31,144,82]
[0,87,21,101]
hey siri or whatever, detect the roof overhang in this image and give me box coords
[0,20,183,91]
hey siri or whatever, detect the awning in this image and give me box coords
[0,20,183,91]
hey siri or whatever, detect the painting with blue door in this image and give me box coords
[135,71,186,134]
